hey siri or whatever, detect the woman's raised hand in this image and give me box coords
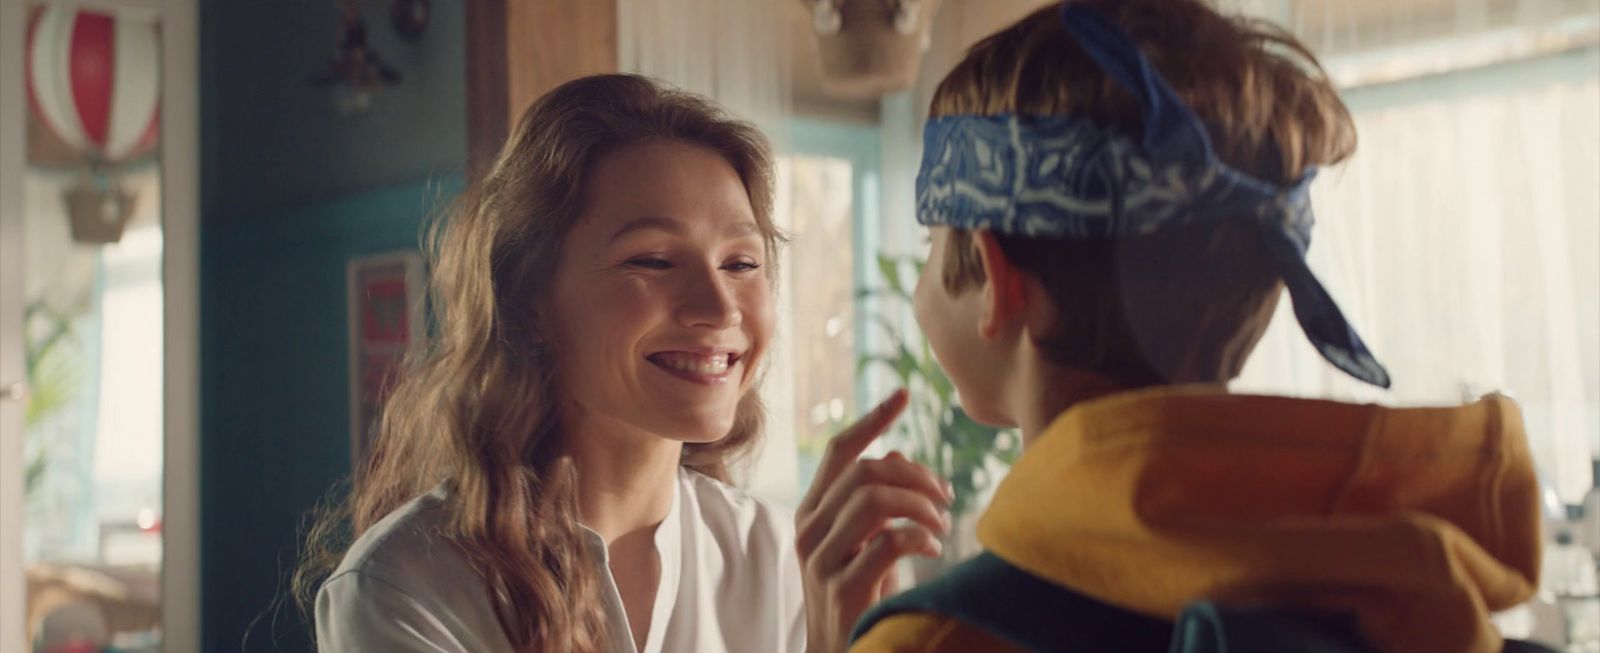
[796,389,954,653]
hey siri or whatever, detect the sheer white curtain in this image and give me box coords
[616,0,799,502]
[617,0,792,139]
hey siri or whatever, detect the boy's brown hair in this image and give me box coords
[933,0,1356,387]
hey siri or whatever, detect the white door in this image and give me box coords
[0,1,196,651]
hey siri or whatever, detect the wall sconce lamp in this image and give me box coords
[308,2,424,115]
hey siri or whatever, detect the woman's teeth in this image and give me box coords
[654,353,731,374]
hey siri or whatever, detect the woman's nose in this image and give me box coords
[676,265,742,329]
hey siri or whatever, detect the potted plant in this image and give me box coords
[23,300,82,500]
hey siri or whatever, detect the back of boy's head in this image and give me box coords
[932,0,1356,388]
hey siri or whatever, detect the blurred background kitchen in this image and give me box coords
[0,0,1595,651]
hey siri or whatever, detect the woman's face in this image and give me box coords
[547,139,775,444]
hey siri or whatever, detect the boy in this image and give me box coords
[847,1,1546,652]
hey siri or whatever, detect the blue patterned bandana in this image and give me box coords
[915,2,1391,388]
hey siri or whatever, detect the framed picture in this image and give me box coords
[346,250,426,472]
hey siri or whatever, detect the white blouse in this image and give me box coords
[315,468,806,652]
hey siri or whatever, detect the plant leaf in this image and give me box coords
[876,254,907,301]
[926,362,954,406]
[856,353,917,389]
[868,315,908,354]
[855,287,890,301]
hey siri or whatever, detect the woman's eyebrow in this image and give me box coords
[609,216,762,243]
[608,216,684,244]
[726,220,761,239]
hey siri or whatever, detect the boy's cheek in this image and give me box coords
[911,264,942,342]
[911,228,971,382]
[913,281,961,373]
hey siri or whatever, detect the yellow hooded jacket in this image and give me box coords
[853,388,1542,653]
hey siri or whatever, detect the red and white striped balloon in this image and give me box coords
[26,6,161,164]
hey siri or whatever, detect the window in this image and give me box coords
[747,119,881,509]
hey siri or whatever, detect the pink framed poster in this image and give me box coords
[346,251,425,472]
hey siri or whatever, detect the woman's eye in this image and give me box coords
[626,257,672,270]
[723,259,762,273]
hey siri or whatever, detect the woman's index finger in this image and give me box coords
[798,389,908,514]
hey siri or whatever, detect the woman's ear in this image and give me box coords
[972,231,1027,339]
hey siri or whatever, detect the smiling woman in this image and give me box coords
[549,140,775,448]
[290,73,954,653]
[291,75,800,653]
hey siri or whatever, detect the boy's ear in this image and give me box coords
[972,231,1027,339]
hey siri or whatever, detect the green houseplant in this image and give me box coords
[23,300,81,498]
[856,254,1020,520]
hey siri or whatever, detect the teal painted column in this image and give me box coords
[200,178,461,651]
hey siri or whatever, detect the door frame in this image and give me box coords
[0,0,26,645]
[0,1,198,651]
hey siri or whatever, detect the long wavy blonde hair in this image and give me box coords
[294,74,781,652]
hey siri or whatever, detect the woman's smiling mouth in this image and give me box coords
[647,350,743,385]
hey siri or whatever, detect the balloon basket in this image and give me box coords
[62,175,137,245]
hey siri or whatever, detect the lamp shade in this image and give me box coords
[807,0,943,98]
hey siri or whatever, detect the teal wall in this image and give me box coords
[201,0,466,223]
[200,179,461,651]
[199,0,467,649]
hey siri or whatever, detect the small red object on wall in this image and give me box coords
[347,252,425,472]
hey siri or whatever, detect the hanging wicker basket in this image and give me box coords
[803,0,945,99]
[62,172,138,245]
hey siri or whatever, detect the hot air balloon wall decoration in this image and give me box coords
[25,5,161,245]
